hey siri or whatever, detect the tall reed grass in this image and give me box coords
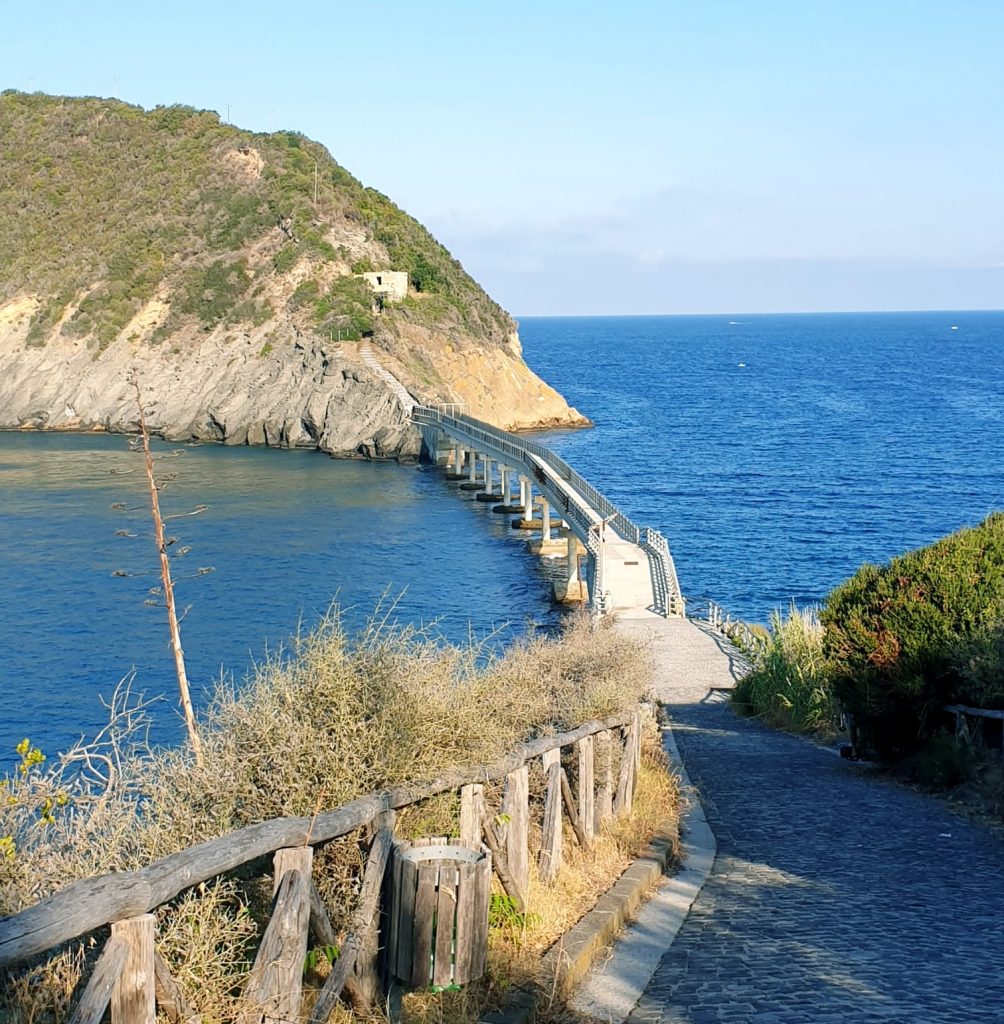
[732,604,838,735]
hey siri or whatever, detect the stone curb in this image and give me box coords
[481,721,715,1024]
[479,829,675,1024]
[567,724,717,1022]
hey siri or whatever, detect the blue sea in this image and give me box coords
[1,311,1002,763]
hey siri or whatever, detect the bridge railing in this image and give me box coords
[689,597,767,655]
[640,528,684,616]
[414,407,640,542]
[414,405,687,616]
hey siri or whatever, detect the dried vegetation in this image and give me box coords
[0,608,675,1024]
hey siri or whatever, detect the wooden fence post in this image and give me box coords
[595,730,614,830]
[311,811,395,1024]
[460,784,485,846]
[242,846,313,1024]
[614,720,637,817]
[539,749,562,884]
[111,914,156,1024]
[576,735,595,846]
[153,950,200,1024]
[502,766,529,901]
[68,933,128,1024]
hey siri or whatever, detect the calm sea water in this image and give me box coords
[0,437,565,763]
[520,310,1004,617]
[2,310,1002,763]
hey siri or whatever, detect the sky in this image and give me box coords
[4,1,1002,315]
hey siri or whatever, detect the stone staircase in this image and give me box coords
[359,343,416,415]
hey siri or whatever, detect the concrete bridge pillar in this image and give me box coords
[553,530,587,603]
[528,498,566,556]
[476,458,500,501]
[500,466,510,502]
[521,479,533,522]
[461,450,483,490]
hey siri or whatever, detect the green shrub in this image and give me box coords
[948,621,1004,708]
[313,275,374,337]
[900,732,976,790]
[822,513,1004,759]
[287,278,319,311]
[176,259,250,328]
[272,244,298,274]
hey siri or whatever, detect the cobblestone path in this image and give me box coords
[628,686,1004,1024]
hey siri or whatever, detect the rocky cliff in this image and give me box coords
[0,92,587,457]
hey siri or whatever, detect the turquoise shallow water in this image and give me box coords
[2,309,1003,764]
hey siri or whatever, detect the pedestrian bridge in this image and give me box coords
[412,405,684,617]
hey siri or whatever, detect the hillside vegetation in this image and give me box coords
[0,90,512,350]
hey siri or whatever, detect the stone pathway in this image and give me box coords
[608,618,1004,1024]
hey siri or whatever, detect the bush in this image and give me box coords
[732,604,838,734]
[822,513,1004,759]
[0,609,655,1022]
[899,732,976,790]
[176,259,251,328]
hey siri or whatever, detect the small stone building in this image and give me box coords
[357,271,409,303]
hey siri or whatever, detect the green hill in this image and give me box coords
[0,90,513,350]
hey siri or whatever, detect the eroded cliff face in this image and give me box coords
[0,94,589,453]
[0,296,587,458]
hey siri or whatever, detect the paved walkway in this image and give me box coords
[608,618,1004,1024]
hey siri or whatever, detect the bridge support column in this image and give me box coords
[461,450,483,490]
[445,445,466,480]
[553,530,587,603]
[528,499,565,556]
[476,458,500,501]
[522,480,532,521]
[493,468,522,513]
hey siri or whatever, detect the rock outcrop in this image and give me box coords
[0,93,589,456]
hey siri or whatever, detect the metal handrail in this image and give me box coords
[415,406,638,541]
[697,598,767,655]
[413,405,685,615]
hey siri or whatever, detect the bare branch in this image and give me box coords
[132,378,204,767]
[162,504,209,521]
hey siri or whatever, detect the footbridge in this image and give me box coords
[412,405,684,616]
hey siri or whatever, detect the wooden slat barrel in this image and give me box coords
[388,838,491,989]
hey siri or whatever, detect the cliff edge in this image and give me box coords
[0,92,587,457]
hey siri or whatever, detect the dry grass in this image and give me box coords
[0,607,668,1024]
[400,721,679,1024]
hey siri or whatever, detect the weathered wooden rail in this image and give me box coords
[0,709,646,1024]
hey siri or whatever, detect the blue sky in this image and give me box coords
[5,1,1002,314]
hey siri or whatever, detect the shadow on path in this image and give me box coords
[624,699,1004,1024]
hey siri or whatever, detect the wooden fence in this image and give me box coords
[0,709,645,1024]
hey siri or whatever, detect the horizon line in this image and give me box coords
[515,307,1004,320]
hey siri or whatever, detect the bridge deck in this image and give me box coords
[413,405,683,615]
